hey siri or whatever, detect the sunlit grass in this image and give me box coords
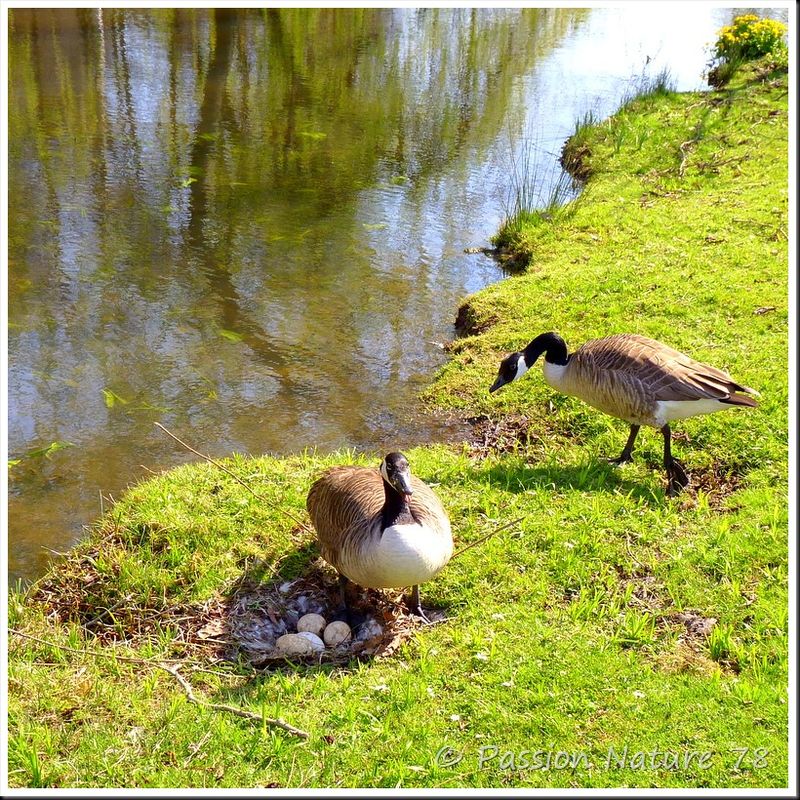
[7,62,788,789]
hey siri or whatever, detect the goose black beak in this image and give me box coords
[489,376,507,393]
[395,471,414,498]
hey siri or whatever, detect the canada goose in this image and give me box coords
[489,332,758,495]
[306,452,453,621]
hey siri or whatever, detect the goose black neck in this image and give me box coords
[524,332,569,367]
[381,481,415,528]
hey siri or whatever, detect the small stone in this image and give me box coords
[323,620,352,647]
[297,613,327,638]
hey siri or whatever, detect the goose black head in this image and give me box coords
[489,332,568,393]
[489,350,526,393]
[380,452,414,499]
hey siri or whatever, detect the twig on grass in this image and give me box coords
[154,422,313,534]
[678,139,695,177]
[159,663,309,739]
[451,516,526,560]
[624,534,648,571]
[10,629,309,739]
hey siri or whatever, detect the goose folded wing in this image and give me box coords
[643,354,751,402]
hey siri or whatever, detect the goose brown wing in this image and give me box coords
[306,467,384,563]
[408,476,451,536]
[580,334,753,403]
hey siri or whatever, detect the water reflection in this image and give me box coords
[9,7,577,581]
[9,7,781,583]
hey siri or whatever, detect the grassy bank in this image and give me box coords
[7,65,790,789]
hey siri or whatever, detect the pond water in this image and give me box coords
[7,6,782,584]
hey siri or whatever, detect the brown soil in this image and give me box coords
[679,461,746,511]
[559,138,593,182]
[462,413,542,457]
[454,301,498,337]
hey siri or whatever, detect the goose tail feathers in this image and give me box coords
[720,392,759,408]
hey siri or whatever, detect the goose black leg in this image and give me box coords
[407,585,430,624]
[331,572,351,623]
[661,424,688,496]
[608,424,640,465]
[332,573,367,629]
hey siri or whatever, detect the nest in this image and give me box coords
[196,565,444,667]
[29,544,444,667]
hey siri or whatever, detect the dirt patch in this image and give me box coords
[454,301,498,337]
[667,610,718,640]
[462,413,541,458]
[624,572,670,614]
[679,461,746,511]
[559,138,592,182]
[654,611,724,675]
[707,63,732,89]
[654,641,722,675]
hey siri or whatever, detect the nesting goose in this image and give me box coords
[489,332,758,495]
[306,452,453,621]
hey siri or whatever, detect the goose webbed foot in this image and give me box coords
[607,424,640,466]
[408,606,432,625]
[665,459,689,497]
[407,585,432,624]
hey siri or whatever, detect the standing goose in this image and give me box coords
[489,332,758,495]
[306,452,453,621]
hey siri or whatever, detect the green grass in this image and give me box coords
[7,64,789,789]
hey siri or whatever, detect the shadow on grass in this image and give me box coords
[469,458,663,504]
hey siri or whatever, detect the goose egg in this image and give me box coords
[297,613,327,637]
[323,621,352,647]
[275,633,322,658]
[296,631,325,651]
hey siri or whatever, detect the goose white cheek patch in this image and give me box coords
[515,354,529,380]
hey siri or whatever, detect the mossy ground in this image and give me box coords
[7,65,790,789]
